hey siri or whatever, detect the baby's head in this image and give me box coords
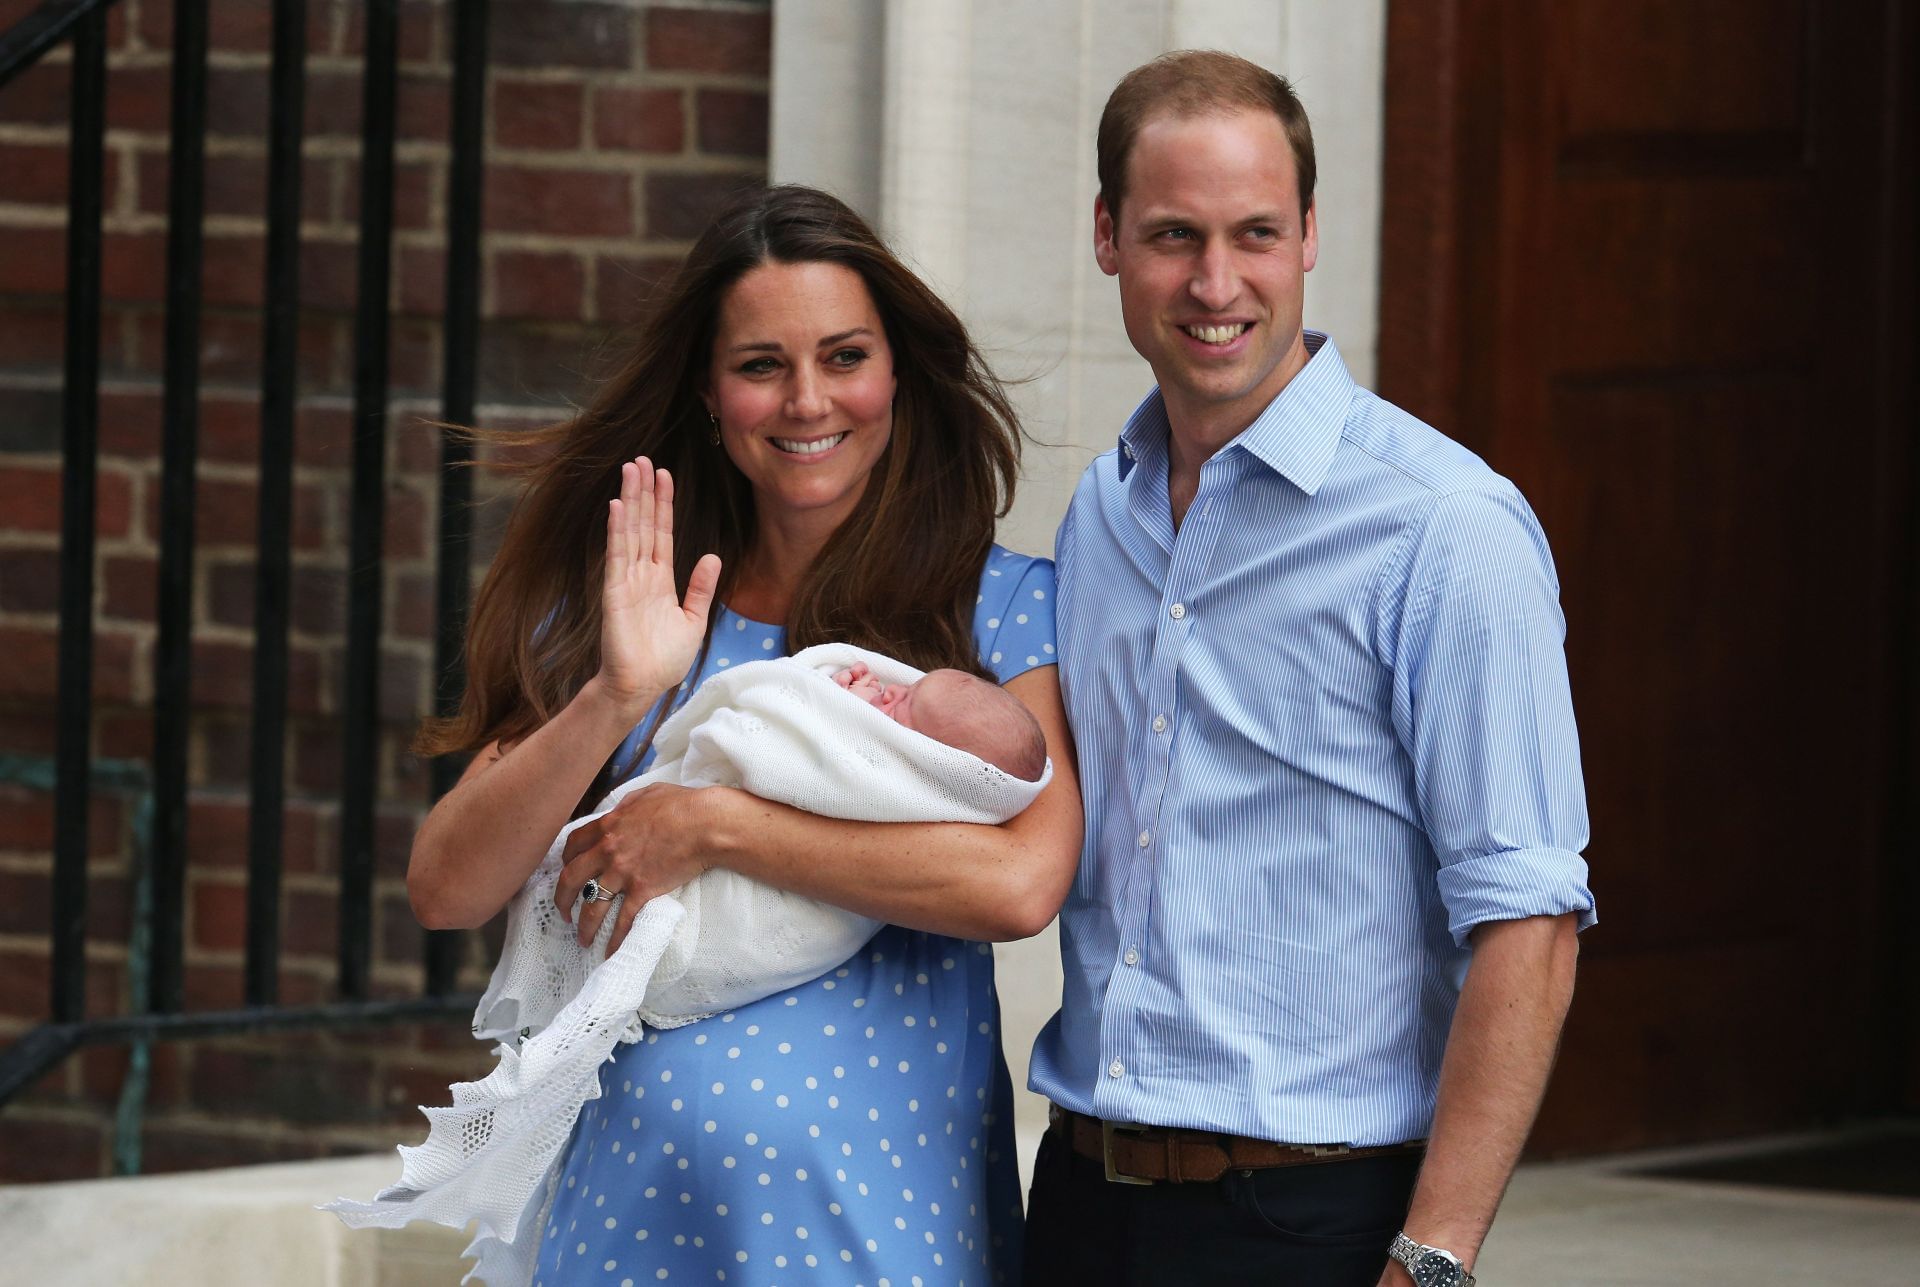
[833,664,1048,782]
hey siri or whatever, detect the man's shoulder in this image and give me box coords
[1340,388,1521,507]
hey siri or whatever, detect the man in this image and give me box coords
[1026,51,1595,1286]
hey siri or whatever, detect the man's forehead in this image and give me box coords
[1121,109,1299,217]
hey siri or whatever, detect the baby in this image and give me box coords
[830,662,1048,782]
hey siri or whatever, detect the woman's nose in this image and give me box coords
[785,369,830,421]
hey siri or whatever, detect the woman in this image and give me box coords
[408,185,1081,1285]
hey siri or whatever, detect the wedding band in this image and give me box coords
[581,878,612,904]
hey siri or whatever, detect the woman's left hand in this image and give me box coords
[554,783,725,951]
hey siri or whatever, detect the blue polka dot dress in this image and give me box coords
[535,546,1057,1287]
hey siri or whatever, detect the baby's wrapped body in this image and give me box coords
[325,643,1050,1284]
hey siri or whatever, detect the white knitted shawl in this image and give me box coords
[324,644,1049,1285]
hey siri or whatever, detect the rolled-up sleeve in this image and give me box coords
[1389,487,1596,946]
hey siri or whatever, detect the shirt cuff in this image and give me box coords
[1437,847,1596,948]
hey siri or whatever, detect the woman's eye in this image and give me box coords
[739,357,779,375]
[828,347,868,367]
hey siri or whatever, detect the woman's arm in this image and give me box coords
[557,664,1084,949]
[407,458,720,929]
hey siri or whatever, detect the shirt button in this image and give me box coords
[1108,1059,1125,1078]
[1151,714,1167,734]
[1137,829,1151,848]
[1123,948,1140,967]
[1169,603,1186,620]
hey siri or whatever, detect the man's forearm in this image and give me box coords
[1391,912,1579,1276]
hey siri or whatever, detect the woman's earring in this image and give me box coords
[708,412,721,446]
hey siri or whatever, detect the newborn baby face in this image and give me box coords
[830,660,1048,782]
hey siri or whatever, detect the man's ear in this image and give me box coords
[1093,195,1120,277]
[1301,198,1318,273]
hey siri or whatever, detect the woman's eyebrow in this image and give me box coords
[818,327,874,347]
[726,340,783,354]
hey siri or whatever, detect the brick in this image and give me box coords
[383,483,431,560]
[97,387,162,457]
[101,231,268,309]
[189,877,246,951]
[696,88,768,157]
[339,159,437,231]
[189,638,326,715]
[204,65,273,139]
[0,300,73,373]
[0,786,123,859]
[296,403,353,467]
[284,886,339,957]
[195,716,253,790]
[0,465,134,538]
[644,169,760,241]
[490,249,585,322]
[156,311,341,392]
[0,386,59,451]
[475,324,597,405]
[139,0,275,54]
[595,253,683,326]
[0,626,137,703]
[0,226,67,296]
[388,317,440,394]
[388,569,436,640]
[304,68,451,142]
[391,418,441,475]
[101,554,154,622]
[95,710,150,759]
[484,165,633,237]
[0,1114,103,1183]
[379,646,428,722]
[140,473,327,550]
[593,86,683,153]
[0,547,60,613]
[0,140,121,207]
[290,721,341,794]
[181,793,332,875]
[646,7,770,76]
[491,1,633,70]
[103,64,171,133]
[336,0,442,63]
[137,1123,311,1176]
[299,238,361,313]
[493,78,584,151]
[0,60,70,128]
[396,245,445,316]
[133,150,329,221]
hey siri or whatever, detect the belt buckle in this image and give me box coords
[1102,1119,1155,1186]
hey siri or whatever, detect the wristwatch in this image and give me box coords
[1389,1233,1477,1286]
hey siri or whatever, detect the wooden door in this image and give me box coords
[1380,0,1916,1153]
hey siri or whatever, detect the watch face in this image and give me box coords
[1411,1250,1463,1287]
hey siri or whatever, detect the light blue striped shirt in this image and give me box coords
[1028,332,1595,1147]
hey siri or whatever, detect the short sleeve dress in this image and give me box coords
[534,545,1058,1287]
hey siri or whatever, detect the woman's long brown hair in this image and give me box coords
[418,185,1024,774]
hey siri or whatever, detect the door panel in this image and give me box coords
[1382,0,1907,1152]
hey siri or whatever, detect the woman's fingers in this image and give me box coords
[654,467,675,570]
[683,552,721,624]
[605,497,625,591]
[632,456,655,564]
[606,893,646,954]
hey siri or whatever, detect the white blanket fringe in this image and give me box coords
[323,644,1048,1284]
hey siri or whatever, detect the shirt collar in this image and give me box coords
[1116,331,1354,497]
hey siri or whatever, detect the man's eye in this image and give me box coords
[1160,228,1193,241]
[1244,226,1278,242]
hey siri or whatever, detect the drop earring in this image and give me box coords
[708,412,721,446]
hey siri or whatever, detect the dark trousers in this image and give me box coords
[1022,1126,1420,1286]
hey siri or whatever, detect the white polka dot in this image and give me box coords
[1027,656,1039,665]
[1016,613,1028,624]
[990,651,1002,663]
[1044,643,1055,654]
[717,657,731,667]
[898,1061,911,1073]
[659,1070,672,1083]
[1034,588,1046,599]
[987,618,1000,628]
[712,1081,725,1094]
[750,1078,765,1091]
[735,619,747,631]
[778,1042,793,1053]
[775,1093,790,1107]
[988,569,1001,577]
[715,1205,727,1216]
[605,1217,617,1230]
[735,1251,749,1263]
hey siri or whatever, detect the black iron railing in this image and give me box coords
[0,0,492,1121]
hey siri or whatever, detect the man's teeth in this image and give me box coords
[1185,323,1250,345]
[772,433,848,455]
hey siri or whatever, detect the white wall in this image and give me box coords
[772,0,1387,1186]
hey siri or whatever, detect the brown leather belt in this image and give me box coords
[1050,1104,1425,1185]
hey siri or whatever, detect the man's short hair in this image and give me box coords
[1097,49,1316,222]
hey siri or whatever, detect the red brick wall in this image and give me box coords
[0,0,769,1182]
